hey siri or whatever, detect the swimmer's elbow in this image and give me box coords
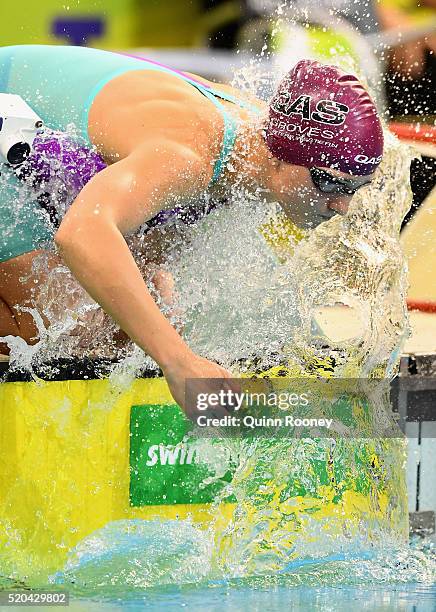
[54,220,82,252]
[55,222,96,264]
[54,220,88,254]
[55,215,119,256]
[54,225,69,250]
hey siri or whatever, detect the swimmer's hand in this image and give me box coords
[162,352,235,418]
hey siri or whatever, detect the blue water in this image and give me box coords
[61,582,436,611]
[47,535,435,611]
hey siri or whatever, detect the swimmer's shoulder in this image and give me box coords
[88,70,222,185]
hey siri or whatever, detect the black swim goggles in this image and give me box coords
[309,167,372,196]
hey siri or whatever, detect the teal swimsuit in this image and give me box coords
[0,45,258,262]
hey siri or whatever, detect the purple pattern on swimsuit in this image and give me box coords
[16,133,213,229]
[13,133,106,227]
[30,133,107,190]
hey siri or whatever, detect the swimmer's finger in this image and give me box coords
[214,365,240,390]
[220,376,242,398]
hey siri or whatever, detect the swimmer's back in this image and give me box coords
[0,45,204,143]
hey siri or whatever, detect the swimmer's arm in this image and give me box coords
[54,140,208,369]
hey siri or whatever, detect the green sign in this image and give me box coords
[129,405,234,506]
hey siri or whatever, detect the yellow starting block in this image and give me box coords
[0,362,408,584]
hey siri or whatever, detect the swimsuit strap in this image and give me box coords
[187,84,261,184]
[188,84,239,184]
[212,108,237,184]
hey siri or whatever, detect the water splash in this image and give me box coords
[288,130,413,379]
[52,520,213,590]
[49,525,435,597]
[166,130,414,379]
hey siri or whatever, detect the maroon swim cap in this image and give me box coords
[265,60,384,176]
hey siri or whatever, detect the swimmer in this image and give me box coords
[0,46,383,411]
